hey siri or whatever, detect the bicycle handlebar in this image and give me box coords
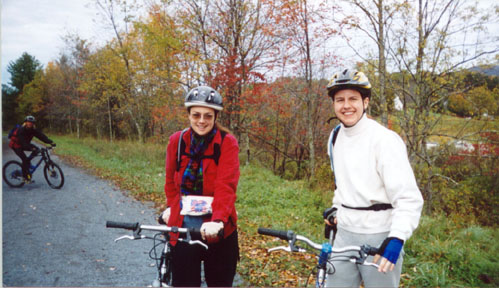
[258,227,294,241]
[106,221,140,230]
[106,220,202,238]
[258,227,379,255]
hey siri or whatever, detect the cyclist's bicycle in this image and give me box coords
[3,145,64,189]
[258,227,380,288]
[106,220,207,287]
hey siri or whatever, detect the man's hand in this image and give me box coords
[323,207,337,226]
[200,221,223,240]
[323,207,338,239]
[373,237,404,273]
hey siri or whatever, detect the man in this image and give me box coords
[9,116,55,183]
[323,69,424,287]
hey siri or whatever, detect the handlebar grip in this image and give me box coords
[188,227,202,238]
[258,227,293,241]
[367,246,379,256]
[106,221,139,230]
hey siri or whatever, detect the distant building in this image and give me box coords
[394,96,403,111]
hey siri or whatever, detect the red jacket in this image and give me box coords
[164,128,240,245]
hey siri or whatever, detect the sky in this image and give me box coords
[1,0,112,85]
[1,0,497,87]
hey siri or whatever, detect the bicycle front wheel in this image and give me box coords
[44,162,64,189]
[3,161,25,188]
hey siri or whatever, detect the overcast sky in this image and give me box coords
[1,0,112,85]
[1,0,497,87]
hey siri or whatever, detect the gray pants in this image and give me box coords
[325,228,403,288]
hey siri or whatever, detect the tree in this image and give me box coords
[61,33,92,138]
[7,52,42,93]
[3,52,42,127]
[94,0,149,142]
[269,0,339,179]
[2,84,18,128]
[338,0,410,126]
[467,85,498,117]
[176,0,283,164]
[388,0,497,213]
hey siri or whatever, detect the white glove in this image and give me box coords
[161,207,171,224]
[200,221,224,240]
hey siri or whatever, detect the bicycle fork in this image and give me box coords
[155,244,172,287]
[316,242,332,288]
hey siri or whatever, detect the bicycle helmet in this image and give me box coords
[185,86,223,111]
[24,115,36,123]
[327,69,371,99]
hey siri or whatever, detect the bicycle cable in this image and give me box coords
[149,233,166,268]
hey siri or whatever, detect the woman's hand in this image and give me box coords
[159,207,171,224]
[200,221,224,240]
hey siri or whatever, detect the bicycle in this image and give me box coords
[3,145,64,189]
[258,227,380,288]
[106,220,207,287]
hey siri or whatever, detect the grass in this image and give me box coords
[48,134,498,287]
[389,111,498,144]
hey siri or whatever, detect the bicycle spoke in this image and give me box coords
[3,161,25,188]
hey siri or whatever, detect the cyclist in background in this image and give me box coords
[160,86,240,287]
[323,69,424,287]
[8,115,55,183]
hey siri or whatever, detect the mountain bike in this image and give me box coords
[106,220,207,287]
[258,227,380,288]
[3,145,64,189]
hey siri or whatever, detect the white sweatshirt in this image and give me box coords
[327,114,424,241]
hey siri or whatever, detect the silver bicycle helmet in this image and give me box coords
[185,86,223,111]
[24,115,36,123]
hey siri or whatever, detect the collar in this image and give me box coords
[342,113,369,137]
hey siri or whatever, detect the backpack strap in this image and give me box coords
[212,130,227,166]
[176,128,189,172]
[328,124,341,172]
[176,129,227,171]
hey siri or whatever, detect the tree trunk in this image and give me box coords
[108,96,113,143]
[378,0,388,126]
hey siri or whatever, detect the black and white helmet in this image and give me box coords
[184,86,223,111]
[24,115,36,123]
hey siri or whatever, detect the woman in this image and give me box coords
[161,86,240,287]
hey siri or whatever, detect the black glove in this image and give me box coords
[323,207,337,239]
[51,143,56,147]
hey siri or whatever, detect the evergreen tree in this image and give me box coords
[3,52,42,128]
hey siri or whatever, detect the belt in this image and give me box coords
[341,203,393,211]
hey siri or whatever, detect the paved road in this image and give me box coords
[2,138,161,286]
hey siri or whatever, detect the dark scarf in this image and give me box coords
[180,128,217,195]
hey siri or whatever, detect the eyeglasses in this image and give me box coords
[190,112,215,121]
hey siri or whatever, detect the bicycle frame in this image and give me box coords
[29,151,45,174]
[258,228,379,288]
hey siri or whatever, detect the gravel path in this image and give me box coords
[2,137,161,286]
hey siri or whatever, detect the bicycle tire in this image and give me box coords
[43,162,64,189]
[3,161,25,188]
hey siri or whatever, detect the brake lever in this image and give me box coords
[348,257,380,269]
[185,239,208,249]
[268,246,291,253]
[114,234,145,242]
[268,246,308,253]
[362,261,380,269]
